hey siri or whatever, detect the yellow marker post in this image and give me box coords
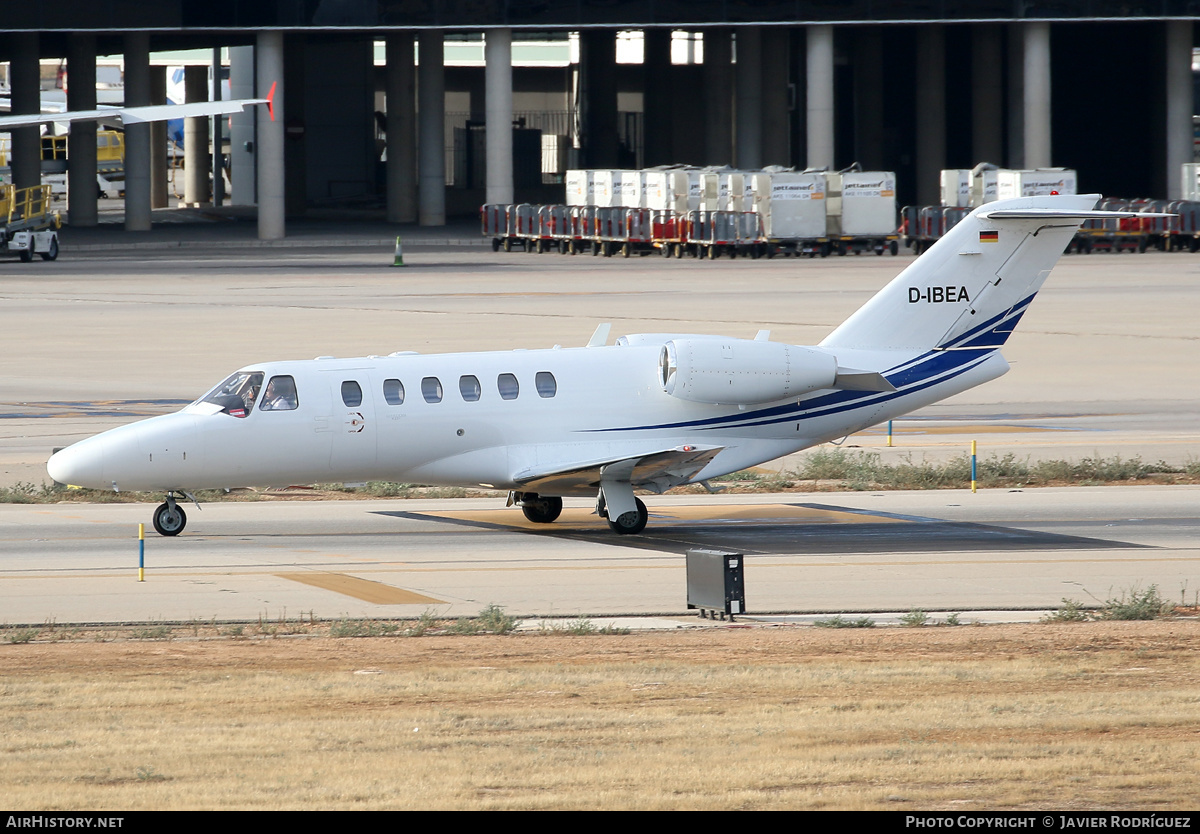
[971,440,978,494]
[887,420,893,447]
[138,523,145,582]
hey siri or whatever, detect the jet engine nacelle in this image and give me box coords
[659,338,839,405]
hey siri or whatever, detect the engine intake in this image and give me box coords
[659,338,839,405]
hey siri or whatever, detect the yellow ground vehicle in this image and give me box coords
[0,184,60,261]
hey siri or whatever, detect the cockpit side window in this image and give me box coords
[201,371,264,418]
[260,375,299,411]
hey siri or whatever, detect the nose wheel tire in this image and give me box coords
[521,495,563,524]
[153,502,187,536]
[606,497,647,535]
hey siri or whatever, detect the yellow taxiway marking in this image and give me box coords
[274,572,442,605]
[414,503,905,528]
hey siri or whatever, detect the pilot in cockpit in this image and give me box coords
[259,376,298,411]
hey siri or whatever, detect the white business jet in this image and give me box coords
[47,193,1136,536]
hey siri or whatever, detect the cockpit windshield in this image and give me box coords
[199,371,264,418]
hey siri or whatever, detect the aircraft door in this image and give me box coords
[328,372,379,481]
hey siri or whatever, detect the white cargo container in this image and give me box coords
[751,171,827,239]
[667,168,701,212]
[1183,163,1200,201]
[994,169,1077,201]
[969,168,1000,206]
[616,170,642,207]
[592,170,615,207]
[565,170,593,206]
[831,171,897,236]
[643,171,670,210]
[940,169,972,207]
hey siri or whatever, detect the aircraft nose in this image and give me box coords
[47,440,105,488]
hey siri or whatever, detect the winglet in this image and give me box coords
[266,81,277,121]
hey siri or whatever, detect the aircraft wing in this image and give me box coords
[513,445,725,496]
[0,96,272,130]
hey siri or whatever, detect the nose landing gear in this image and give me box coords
[152,492,197,536]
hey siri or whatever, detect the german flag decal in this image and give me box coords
[979,230,999,243]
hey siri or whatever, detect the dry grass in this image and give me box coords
[2,623,1199,810]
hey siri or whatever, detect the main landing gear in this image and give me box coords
[599,495,648,535]
[152,492,194,536]
[510,487,649,535]
[520,494,563,524]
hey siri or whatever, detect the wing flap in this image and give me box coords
[514,445,724,496]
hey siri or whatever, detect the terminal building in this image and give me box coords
[1,2,1197,239]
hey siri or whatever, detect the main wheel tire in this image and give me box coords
[503,237,512,252]
[606,497,647,535]
[152,502,187,537]
[492,237,501,252]
[19,248,32,263]
[40,238,58,262]
[521,496,563,524]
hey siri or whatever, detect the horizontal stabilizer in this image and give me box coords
[982,208,1175,220]
[514,445,724,496]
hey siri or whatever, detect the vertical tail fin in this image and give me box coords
[821,194,1103,353]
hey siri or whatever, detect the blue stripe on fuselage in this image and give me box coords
[587,347,994,434]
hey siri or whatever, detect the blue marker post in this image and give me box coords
[971,440,978,494]
[138,523,145,582]
[887,420,893,447]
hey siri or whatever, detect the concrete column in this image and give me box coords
[643,29,672,167]
[212,48,224,207]
[972,25,1004,165]
[256,31,285,240]
[853,27,885,171]
[915,25,946,206]
[806,25,835,170]
[184,65,209,205]
[150,66,168,209]
[386,33,417,223]
[1023,22,1052,169]
[485,28,514,205]
[734,27,763,169]
[418,30,446,226]
[703,28,733,165]
[124,33,152,232]
[1165,20,1193,200]
[10,33,42,192]
[229,46,256,206]
[66,34,98,227]
[761,28,790,166]
[581,30,619,168]
[1007,23,1024,169]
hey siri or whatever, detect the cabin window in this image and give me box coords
[341,380,363,407]
[383,378,405,406]
[535,371,557,398]
[422,376,443,403]
[497,373,519,400]
[260,375,299,411]
[459,375,481,402]
[201,371,263,418]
